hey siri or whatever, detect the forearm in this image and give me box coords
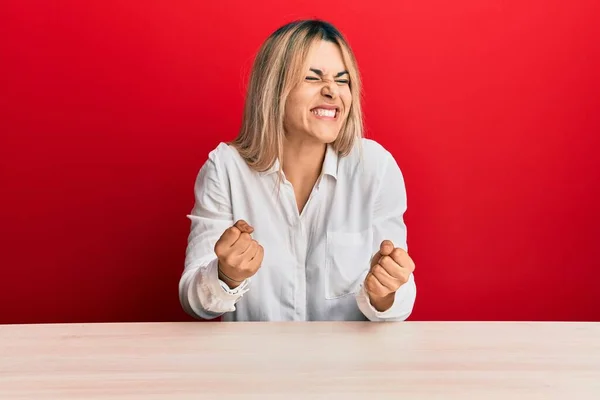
[356,273,416,321]
[369,292,395,312]
[217,261,245,289]
[179,258,249,320]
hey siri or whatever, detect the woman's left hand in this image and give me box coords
[364,240,415,311]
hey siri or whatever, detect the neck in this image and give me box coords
[281,136,326,185]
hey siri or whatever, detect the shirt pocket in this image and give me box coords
[325,228,373,299]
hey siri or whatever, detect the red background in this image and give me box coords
[1,1,599,324]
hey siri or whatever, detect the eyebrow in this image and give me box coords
[309,68,349,78]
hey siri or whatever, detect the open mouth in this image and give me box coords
[310,107,338,119]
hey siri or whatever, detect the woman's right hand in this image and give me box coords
[214,220,264,288]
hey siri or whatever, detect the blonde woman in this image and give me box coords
[179,20,417,321]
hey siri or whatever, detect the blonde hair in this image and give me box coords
[230,20,364,173]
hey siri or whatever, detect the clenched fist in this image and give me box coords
[214,220,264,288]
[364,240,415,312]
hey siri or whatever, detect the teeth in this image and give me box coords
[312,108,336,118]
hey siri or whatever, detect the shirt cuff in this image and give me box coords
[356,273,416,321]
[195,258,250,313]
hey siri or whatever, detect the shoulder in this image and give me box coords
[206,142,242,165]
[202,142,252,175]
[193,142,254,199]
[195,142,251,187]
[358,138,393,160]
[341,138,397,174]
[337,138,406,195]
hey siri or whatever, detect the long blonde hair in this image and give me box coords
[230,20,364,173]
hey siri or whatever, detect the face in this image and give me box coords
[283,40,352,144]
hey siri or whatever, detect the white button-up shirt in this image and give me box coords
[179,139,416,321]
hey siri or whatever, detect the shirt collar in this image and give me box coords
[260,144,339,179]
[321,143,339,179]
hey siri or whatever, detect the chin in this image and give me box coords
[312,130,340,144]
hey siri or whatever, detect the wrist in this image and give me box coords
[217,261,244,289]
[368,291,395,312]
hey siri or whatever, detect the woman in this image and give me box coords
[179,20,416,321]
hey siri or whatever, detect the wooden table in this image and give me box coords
[1,321,599,399]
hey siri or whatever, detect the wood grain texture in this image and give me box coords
[1,322,599,399]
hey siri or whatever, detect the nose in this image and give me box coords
[321,81,338,99]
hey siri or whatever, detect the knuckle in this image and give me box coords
[225,255,237,267]
[241,257,253,268]
[215,242,228,255]
[392,248,405,258]
[240,232,251,241]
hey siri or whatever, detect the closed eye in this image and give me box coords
[306,77,350,85]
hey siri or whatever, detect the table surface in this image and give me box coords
[1,321,599,399]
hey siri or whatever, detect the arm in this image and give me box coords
[356,151,417,321]
[178,152,249,320]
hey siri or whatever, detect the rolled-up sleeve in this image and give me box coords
[356,151,417,321]
[178,151,249,320]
